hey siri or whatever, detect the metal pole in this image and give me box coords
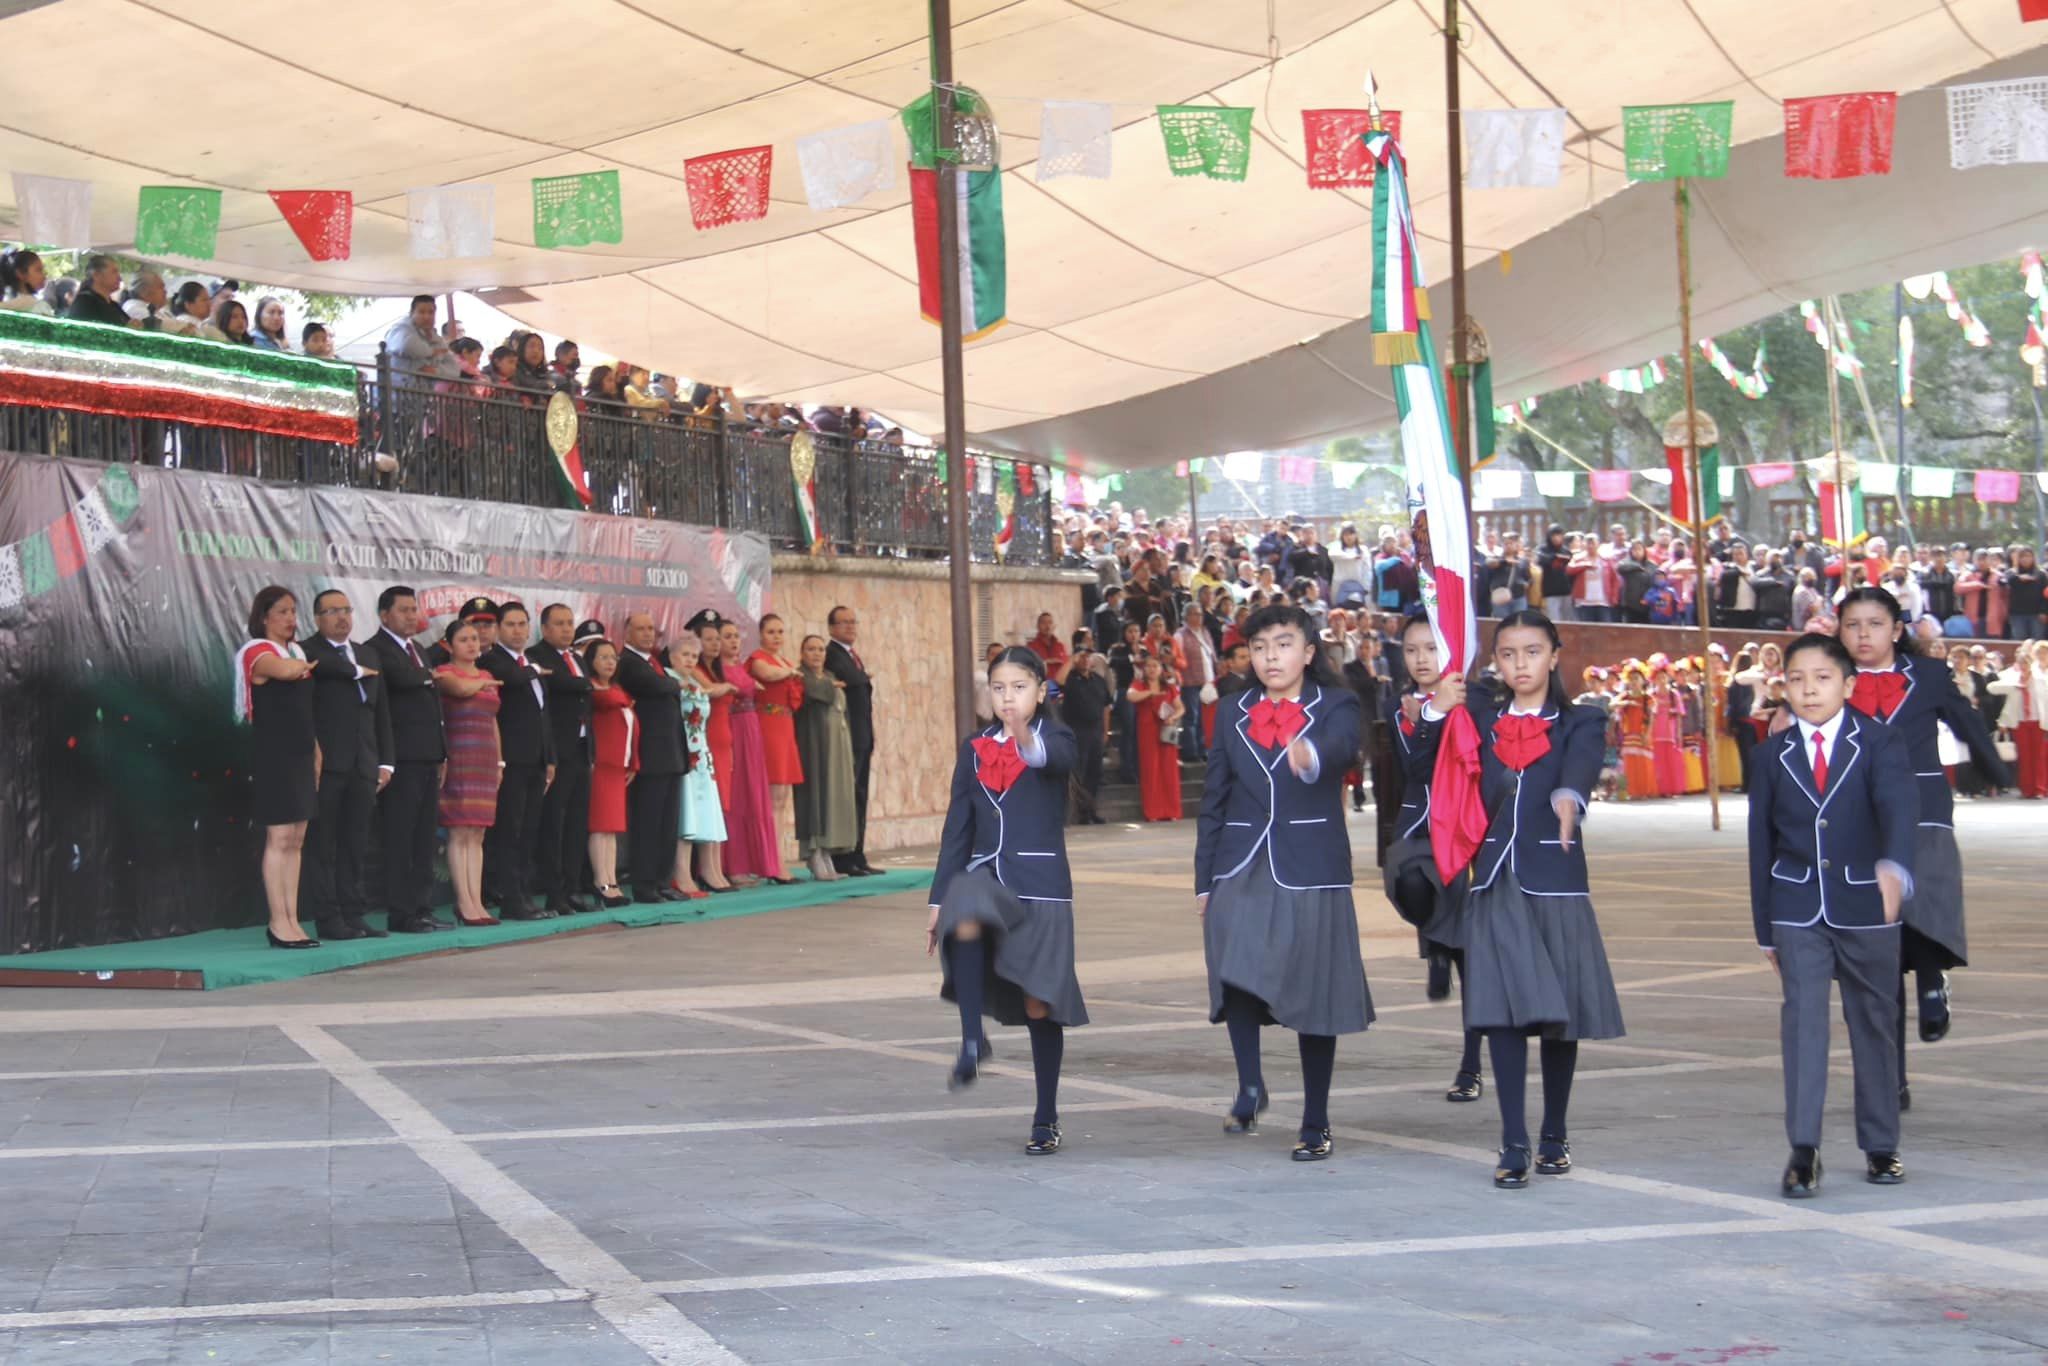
[2032,383,2047,552]
[1186,463,1200,542]
[1674,179,1720,831]
[1822,296,1851,559]
[1443,0,1476,551]
[930,0,976,740]
[1894,283,1910,544]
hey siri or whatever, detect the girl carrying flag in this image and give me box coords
[928,647,1088,1155]
[1197,604,1373,1162]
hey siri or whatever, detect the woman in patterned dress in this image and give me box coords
[435,620,504,927]
[667,632,730,894]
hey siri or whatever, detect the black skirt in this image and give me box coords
[251,675,317,826]
[936,866,1089,1027]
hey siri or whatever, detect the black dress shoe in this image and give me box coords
[1919,974,1951,1042]
[632,887,666,905]
[598,888,633,910]
[266,930,320,950]
[389,914,440,934]
[1494,1145,1531,1189]
[570,893,600,914]
[501,905,554,921]
[657,888,688,902]
[1446,1072,1484,1103]
[1899,1084,1912,1113]
[347,917,389,939]
[852,864,884,877]
[1535,1135,1572,1175]
[316,921,367,942]
[1025,1122,1062,1155]
[1782,1146,1822,1199]
[1223,1086,1268,1135]
[1865,1151,1906,1185]
[546,897,577,916]
[1425,949,1452,1002]
[1292,1127,1333,1161]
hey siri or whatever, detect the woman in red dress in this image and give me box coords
[434,621,504,926]
[748,613,805,786]
[584,639,637,909]
[1128,655,1186,821]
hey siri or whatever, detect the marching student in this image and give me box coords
[1419,609,1622,1189]
[927,647,1088,1156]
[1750,632,1917,1197]
[1382,611,1483,1103]
[1196,604,1372,1162]
[1831,586,2011,1111]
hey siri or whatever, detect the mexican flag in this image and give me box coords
[1664,443,1721,524]
[910,167,1007,339]
[1818,482,1866,548]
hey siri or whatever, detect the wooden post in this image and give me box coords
[1674,179,1720,831]
[930,0,976,740]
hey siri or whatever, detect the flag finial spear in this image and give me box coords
[1365,70,1383,132]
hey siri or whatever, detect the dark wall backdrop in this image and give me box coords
[0,451,771,954]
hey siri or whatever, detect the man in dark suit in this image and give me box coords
[530,603,595,915]
[617,610,685,902]
[1059,640,1111,826]
[824,604,879,875]
[365,585,447,933]
[300,589,394,942]
[480,602,556,920]
[1725,661,1757,791]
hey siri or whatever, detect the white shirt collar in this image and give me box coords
[1796,708,1847,751]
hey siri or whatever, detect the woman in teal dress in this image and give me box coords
[668,633,730,894]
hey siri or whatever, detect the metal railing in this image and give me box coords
[0,345,1059,565]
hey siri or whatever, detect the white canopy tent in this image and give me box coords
[1,0,2043,467]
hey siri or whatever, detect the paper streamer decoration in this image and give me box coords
[1718,466,1737,501]
[531,171,623,249]
[2024,0,2048,20]
[1783,93,1896,180]
[1910,466,1956,498]
[1329,461,1368,489]
[1157,106,1255,181]
[1975,469,2021,503]
[685,146,772,230]
[1946,77,2048,169]
[134,186,222,258]
[1037,100,1113,182]
[1640,468,1673,486]
[1534,469,1577,499]
[1063,471,1086,507]
[1303,110,1399,188]
[11,173,92,249]
[0,463,139,614]
[1222,450,1263,481]
[1463,109,1567,189]
[1747,463,1796,489]
[1475,467,1523,500]
[268,190,352,261]
[797,120,897,209]
[1590,469,1633,502]
[1622,102,1734,181]
[1860,462,1900,498]
[408,185,494,260]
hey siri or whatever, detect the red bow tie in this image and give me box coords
[1247,697,1307,750]
[971,735,1027,794]
[1494,712,1553,771]
[1850,670,1906,719]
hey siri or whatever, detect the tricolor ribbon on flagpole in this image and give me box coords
[1366,122,1485,882]
[790,430,824,551]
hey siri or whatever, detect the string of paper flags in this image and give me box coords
[9,59,2047,263]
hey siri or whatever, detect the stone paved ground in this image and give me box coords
[0,796,2044,1365]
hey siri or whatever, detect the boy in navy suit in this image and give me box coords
[1749,633,1918,1197]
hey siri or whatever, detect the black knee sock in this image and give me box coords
[1026,1017,1063,1127]
[1487,1029,1530,1152]
[948,936,985,1051]
[1539,1038,1578,1141]
[1297,1033,1336,1131]
[1224,988,1265,1099]
[1453,954,1482,1077]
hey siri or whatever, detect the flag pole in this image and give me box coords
[1442,0,1477,553]
[930,0,976,741]
[1674,177,1720,831]
[1823,294,1851,559]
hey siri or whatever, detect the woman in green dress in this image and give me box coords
[794,633,857,882]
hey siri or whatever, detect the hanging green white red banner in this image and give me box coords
[903,87,1008,339]
[790,431,823,551]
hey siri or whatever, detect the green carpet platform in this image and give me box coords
[0,868,932,991]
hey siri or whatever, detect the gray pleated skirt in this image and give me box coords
[1382,835,1468,952]
[936,865,1089,1027]
[1205,858,1373,1036]
[1461,879,1625,1041]
[1900,824,1967,968]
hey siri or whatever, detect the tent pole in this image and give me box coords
[1443,0,1476,554]
[1186,463,1200,543]
[930,0,976,741]
[1675,178,1720,831]
[1823,295,1850,558]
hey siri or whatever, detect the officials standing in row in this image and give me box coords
[824,605,882,877]
[301,589,393,942]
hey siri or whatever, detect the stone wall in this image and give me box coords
[767,555,1092,854]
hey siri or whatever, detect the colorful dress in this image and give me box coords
[1680,685,1706,793]
[721,659,785,878]
[749,650,805,785]
[674,672,726,843]
[436,668,502,828]
[1650,686,1687,797]
[695,662,735,808]
[1617,695,1658,800]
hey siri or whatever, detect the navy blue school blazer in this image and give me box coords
[1406,692,1604,895]
[1747,707,1919,947]
[1195,681,1360,896]
[1384,694,1436,841]
[1857,654,2011,829]
[932,717,1079,905]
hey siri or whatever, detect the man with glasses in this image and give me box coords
[301,589,394,941]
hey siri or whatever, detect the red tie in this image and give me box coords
[1811,730,1828,794]
[406,638,422,668]
[564,649,582,677]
